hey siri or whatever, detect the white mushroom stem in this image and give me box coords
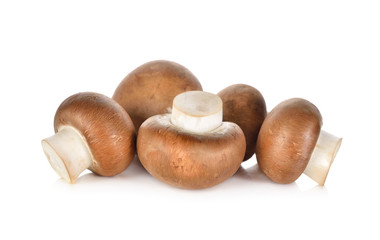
[41,126,93,183]
[303,130,342,185]
[171,91,223,133]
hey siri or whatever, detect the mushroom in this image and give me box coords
[41,92,136,183]
[217,84,267,161]
[112,60,203,130]
[137,91,246,189]
[256,98,342,185]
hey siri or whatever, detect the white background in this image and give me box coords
[1,0,379,239]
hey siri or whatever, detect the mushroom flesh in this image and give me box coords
[218,84,267,161]
[256,98,342,185]
[137,91,246,189]
[113,60,203,130]
[41,92,136,183]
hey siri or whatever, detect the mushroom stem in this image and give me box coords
[303,130,342,185]
[41,126,93,183]
[171,91,223,133]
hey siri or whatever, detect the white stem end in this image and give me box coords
[41,126,93,183]
[304,130,342,186]
[171,91,223,133]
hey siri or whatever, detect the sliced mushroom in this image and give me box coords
[113,60,202,130]
[137,91,246,189]
[218,84,267,161]
[256,98,342,185]
[41,92,136,183]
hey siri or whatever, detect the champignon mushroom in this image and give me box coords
[256,98,342,185]
[41,92,136,183]
[137,91,246,189]
[112,60,203,130]
[217,84,267,161]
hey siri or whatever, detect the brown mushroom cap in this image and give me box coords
[137,114,246,189]
[112,60,203,130]
[54,92,136,176]
[256,98,322,184]
[217,84,267,161]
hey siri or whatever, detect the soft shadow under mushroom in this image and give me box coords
[235,163,328,195]
[54,155,148,185]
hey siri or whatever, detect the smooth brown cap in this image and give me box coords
[256,98,322,184]
[218,84,267,161]
[137,114,246,189]
[54,92,136,176]
[113,60,203,130]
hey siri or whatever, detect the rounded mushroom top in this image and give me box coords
[217,84,267,161]
[54,92,136,176]
[113,60,203,130]
[256,98,322,183]
[137,114,246,189]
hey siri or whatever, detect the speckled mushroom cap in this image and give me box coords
[137,114,246,189]
[256,98,322,184]
[54,92,136,176]
[113,60,203,130]
[218,84,267,161]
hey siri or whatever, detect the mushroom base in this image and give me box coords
[41,126,93,183]
[304,130,342,185]
[171,91,223,133]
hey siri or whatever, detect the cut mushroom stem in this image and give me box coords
[171,91,223,133]
[304,130,342,185]
[41,126,93,183]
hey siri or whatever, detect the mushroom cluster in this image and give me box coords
[42,59,342,187]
